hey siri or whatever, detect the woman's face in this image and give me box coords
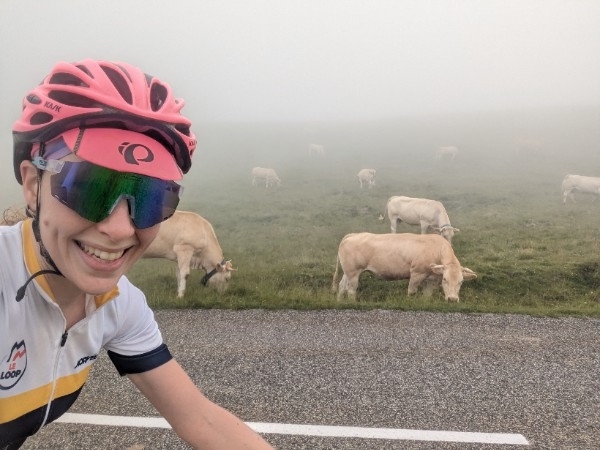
[21,157,160,296]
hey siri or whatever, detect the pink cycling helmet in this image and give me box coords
[13,58,196,184]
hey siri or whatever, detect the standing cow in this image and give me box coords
[357,168,376,189]
[562,174,600,203]
[435,146,458,161]
[251,167,281,188]
[308,143,325,157]
[331,232,477,302]
[382,196,459,244]
[142,210,235,298]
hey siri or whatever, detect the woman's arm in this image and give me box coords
[129,359,274,449]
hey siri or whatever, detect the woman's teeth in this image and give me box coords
[79,243,124,261]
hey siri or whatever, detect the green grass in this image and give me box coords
[126,108,600,317]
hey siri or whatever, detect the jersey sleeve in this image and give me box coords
[102,277,173,376]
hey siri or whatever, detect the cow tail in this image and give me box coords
[379,200,388,221]
[331,254,341,293]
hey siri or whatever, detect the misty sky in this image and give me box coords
[1,0,599,129]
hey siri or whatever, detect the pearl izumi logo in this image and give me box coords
[118,142,155,165]
[0,341,27,390]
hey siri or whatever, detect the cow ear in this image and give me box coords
[429,263,445,275]
[453,227,460,233]
[225,260,237,271]
[462,267,477,280]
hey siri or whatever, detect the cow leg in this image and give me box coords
[422,276,440,297]
[390,217,398,233]
[175,247,194,298]
[337,275,348,299]
[407,272,429,295]
[563,189,572,203]
[420,221,429,234]
[338,273,359,300]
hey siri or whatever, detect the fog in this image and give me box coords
[1,0,600,209]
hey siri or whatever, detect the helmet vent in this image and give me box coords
[30,112,53,125]
[26,94,42,105]
[75,64,94,78]
[100,66,133,104]
[150,83,167,111]
[48,72,89,87]
[48,91,98,108]
[175,124,191,137]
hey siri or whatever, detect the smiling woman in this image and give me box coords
[0,58,274,450]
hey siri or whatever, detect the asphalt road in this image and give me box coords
[21,310,600,449]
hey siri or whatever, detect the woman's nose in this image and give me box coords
[97,198,136,238]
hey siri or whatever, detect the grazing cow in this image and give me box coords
[382,196,459,244]
[331,232,477,302]
[435,146,458,161]
[142,210,235,298]
[308,143,325,157]
[357,168,376,189]
[251,167,281,188]
[562,174,600,203]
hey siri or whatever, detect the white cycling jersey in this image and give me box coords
[0,219,172,449]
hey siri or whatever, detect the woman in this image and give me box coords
[0,59,274,449]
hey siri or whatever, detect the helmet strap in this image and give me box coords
[30,145,63,277]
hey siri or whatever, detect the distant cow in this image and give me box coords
[382,196,459,244]
[331,232,477,302]
[357,169,376,189]
[562,174,600,203]
[308,143,325,157]
[251,167,281,188]
[142,210,235,298]
[435,146,458,161]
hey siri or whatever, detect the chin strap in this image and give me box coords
[17,158,64,302]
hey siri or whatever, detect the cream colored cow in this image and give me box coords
[251,167,281,188]
[562,174,600,203]
[331,232,476,302]
[357,169,376,189]
[143,210,235,298]
[382,196,459,244]
[435,146,458,161]
[308,143,325,157]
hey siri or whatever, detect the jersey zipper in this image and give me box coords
[36,329,68,432]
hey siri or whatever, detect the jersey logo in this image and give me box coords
[0,340,27,390]
[74,354,98,369]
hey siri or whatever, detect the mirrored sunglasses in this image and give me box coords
[32,157,182,229]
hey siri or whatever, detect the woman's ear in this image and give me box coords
[20,161,39,211]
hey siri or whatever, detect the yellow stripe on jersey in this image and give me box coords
[0,366,91,423]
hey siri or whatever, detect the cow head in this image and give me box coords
[201,259,236,292]
[435,225,460,244]
[430,264,477,302]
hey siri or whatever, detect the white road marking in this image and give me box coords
[56,413,529,445]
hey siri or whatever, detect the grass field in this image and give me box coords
[125,106,600,317]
